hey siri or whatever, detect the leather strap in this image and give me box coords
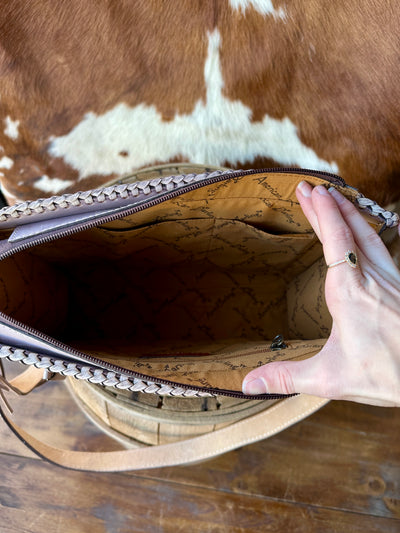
[0,385,329,471]
[9,365,53,394]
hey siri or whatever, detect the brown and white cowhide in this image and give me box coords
[0,0,399,205]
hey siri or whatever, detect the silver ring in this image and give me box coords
[327,251,358,269]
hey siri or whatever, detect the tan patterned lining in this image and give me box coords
[0,173,373,392]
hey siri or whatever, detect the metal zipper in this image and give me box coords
[0,168,344,398]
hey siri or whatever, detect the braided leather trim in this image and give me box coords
[0,170,234,223]
[0,170,398,228]
[356,194,399,228]
[0,345,214,398]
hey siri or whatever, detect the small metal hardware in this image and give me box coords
[270,334,287,351]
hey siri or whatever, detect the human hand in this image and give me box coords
[242,181,400,407]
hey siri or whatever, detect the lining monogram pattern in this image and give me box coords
[0,172,371,393]
[56,219,318,343]
[76,339,327,392]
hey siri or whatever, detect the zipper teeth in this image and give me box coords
[0,168,343,398]
[0,167,346,224]
[0,167,345,260]
[0,333,290,400]
[0,264,291,399]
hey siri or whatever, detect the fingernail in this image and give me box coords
[297,180,312,198]
[328,186,345,203]
[315,185,329,196]
[242,377,268,395]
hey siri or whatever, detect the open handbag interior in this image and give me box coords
[0,172,385,395]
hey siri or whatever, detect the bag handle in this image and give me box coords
[0,371,328,471]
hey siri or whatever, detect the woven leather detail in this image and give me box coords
[0,170,397,228]
[0,345,213,398]
[356,194,399,227]
[0,170,234,222]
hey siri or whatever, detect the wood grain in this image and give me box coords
[2,454,400,533]
[0,361,399,532]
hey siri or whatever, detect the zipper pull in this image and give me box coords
[270,335,287,351]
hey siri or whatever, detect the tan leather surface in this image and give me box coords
[9,366,49,395]
[0,391,329,471]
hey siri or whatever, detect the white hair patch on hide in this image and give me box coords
[229,0,286,19]
[34,175,74,193]
[48,29,337,180]
[4,116,20,140]
[0,156,14,169]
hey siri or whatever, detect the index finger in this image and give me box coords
[328,187,400,281]
[312,185,361,283]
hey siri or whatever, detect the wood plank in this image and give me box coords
[0,361,399,525]
[144,402,400,520]
[1,454,399,533]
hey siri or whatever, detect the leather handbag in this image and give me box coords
[0,168,397,471]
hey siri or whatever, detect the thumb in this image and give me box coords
[242,355,329,397]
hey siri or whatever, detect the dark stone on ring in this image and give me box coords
[328,250,358,269]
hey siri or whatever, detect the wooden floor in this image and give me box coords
[1,361,399,533]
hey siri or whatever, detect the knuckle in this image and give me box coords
[363,230,381,248]
[315,365,343,399]
[326,225,353,246]
[321,378,341,399]
[325,280,365,312]
[268,362,296,395]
